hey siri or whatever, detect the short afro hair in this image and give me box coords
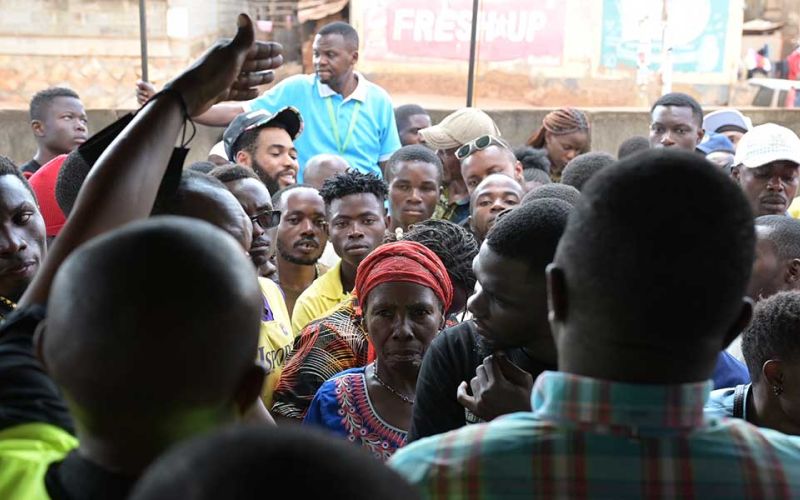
[188,161,219,174]
[617,135,650,159]
[55,150,91,216]
[515,146,551,175]
[208,164,259,184]
[486,198,572,275]
[522,183,580,207]
[651,92,704,128]
[0,156,36,202]
[129,426,417,500]
[29,87,80,122]
[755,215,800,261]
[385,145,443,182]
[404,219,478,292]
[317,21,359,50]
[560,152,616,192]
[524,168,552,186]
[741,291,800,382]
[319,171,387,209]
[555,149,754,342]
[394,104,428,132]
[151,170,229,216]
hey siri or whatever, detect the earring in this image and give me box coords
[773,384,784,397]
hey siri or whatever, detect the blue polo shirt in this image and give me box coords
[244,73,400,180]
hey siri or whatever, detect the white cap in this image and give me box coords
[734,123,800,169]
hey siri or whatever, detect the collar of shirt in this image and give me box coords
[316,260,346,301]
[531,371,712,432]
[316,72,368,103]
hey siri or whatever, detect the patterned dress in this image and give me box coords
[303,367,407,462]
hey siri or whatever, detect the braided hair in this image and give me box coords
[526,108,590,148]
[398,219,478,293]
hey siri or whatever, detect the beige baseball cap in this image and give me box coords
[419,108,501,150]
[734,123,800,169]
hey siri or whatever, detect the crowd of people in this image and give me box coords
[3,13,800,499]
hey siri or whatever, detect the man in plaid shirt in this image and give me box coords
[391,149,800,499]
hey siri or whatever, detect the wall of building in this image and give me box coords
[352,0,745,107]
[3,107,800,168]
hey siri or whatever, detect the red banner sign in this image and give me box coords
[361,0,566,64]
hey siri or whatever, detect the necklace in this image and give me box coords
[371,361,415,405]
[0,295,17,312]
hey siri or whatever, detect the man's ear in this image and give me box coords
[514,160,524,183]
[234,363,266,416]
[32,120,45,138]
[235,150,252,168]
[763,359,784,392]
[785,258,800,287]
[731,165,741,182]
[696,127,705,146]
[546,263,568,325]
[721,297,753,350]
[351,49,359,67]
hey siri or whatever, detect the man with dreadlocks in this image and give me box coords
[526,108,590,181]
[272,220,478,422]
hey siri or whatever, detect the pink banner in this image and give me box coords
[362,0,566,64]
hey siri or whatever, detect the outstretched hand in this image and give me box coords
[166,14,283,117]
[456,352,534,421]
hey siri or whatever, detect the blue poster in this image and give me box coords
[601,0,729,73]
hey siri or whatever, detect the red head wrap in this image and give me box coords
[354,240,453,314]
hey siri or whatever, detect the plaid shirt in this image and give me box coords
[390,371,800,499]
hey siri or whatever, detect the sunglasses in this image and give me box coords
[250,210,281,229]
[455,135,508,161]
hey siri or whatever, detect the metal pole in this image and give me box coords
[466,0,480,107]
[139,0,149,82]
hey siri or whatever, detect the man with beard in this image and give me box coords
[223,107,302,194]
[271,184,329,315]
[408,199,571,441]
[291,171,388,334]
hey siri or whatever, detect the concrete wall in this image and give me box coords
[4,107,800,168]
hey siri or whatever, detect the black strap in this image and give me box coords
[733,384,746,419]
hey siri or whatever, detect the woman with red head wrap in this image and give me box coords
[526,108,591,181]
[303,241,451,461]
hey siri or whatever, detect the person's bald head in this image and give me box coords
[303,154,350,190]
[43,217,264,461]
[152,170,253,252]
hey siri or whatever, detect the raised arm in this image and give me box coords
[21,14,282,307]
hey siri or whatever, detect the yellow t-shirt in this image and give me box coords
[0,422,78,499]
[789,196,800,219]
[290,260,351,335]
[257,277,293,408]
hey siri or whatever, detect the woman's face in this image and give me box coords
[364,282,444,371]
[545,131,590,174]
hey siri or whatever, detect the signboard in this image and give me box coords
[601,0,730,73]
[359,0,566,65]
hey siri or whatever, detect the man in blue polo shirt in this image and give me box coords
[186,22,400,180]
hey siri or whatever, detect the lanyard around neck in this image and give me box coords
[325,97,362,154]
